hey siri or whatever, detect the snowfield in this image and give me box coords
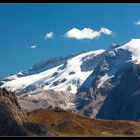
[1,49,105,94]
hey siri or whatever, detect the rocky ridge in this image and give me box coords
[0,88,52,136]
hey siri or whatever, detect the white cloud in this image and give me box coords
[100,27,112,35]
[30,45,38,49]
[65,27,112,40]
[45,32,54,39]
[135,20,140,25]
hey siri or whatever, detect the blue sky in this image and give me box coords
[1,3,140,77]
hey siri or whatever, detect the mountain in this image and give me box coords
[0,49,105,111]
[1,87,140,136]
[75,39,140,119]
[0,88,53,136]
[1,39,140,120]
[3,89,140,137]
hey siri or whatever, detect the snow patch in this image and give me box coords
[97,74,114,88]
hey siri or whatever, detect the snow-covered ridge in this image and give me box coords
[2,39,140,95]
[1,49,105,94]
[117,39,140,64]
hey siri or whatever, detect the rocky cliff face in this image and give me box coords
[75,42,140,120]
[96,64,140,120]
[0,88,51,136]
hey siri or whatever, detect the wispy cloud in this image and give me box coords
[30,45,38,49]
[44,32,54,39]
[65,27,112,40]
[135,19,140,25]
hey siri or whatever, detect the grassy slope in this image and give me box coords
[27,108,140,136]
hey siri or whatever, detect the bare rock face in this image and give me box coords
[0,88,27,136]
[75,48,140,120]
[96,64,140,120]
[0,88,51,136]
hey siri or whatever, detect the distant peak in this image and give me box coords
[117,38,140,64]
[131,38,140,41]
[128,38,140,44]
[124,38,140,49]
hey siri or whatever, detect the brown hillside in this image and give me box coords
[27,108,140,136]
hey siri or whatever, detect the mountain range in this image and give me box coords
[1,39,140,120]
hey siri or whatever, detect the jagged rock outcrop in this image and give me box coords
[0,88,51,136]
